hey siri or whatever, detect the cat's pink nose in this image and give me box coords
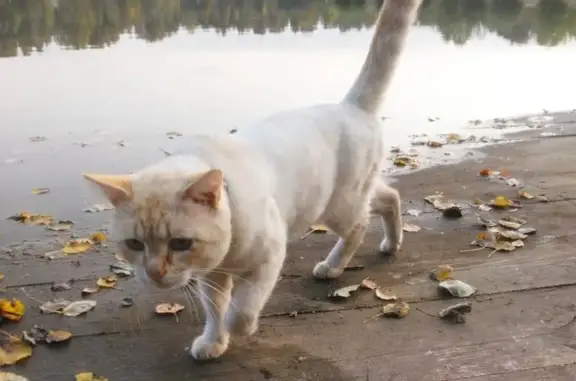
[147,261,167,283]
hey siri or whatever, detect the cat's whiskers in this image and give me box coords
[180,285,201,322]
[197,276,250,329]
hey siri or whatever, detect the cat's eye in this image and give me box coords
[124,238,145,251]
[169,238,193,251]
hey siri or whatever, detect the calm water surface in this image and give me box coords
[1,0,575,244]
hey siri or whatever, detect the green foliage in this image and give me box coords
[0,0,574,57]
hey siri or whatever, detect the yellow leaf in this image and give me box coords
[479,168,492,177]
[491,196,509,208]
[0,298,25,322]
[519,190,534,200]
[89,232,106,243]
[0,372,30,381]
[75,372,108,381]
[309,224,329,233]
[8,212,53,226]
[31,188,50,195]
[96,276,116,289]
[429,265,454,282]
[62,239,92,254]
[45,330,72,344]
[0,340,32,366]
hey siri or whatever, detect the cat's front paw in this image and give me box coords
[189,334,229,361]
[379,234,403,254]
[313,261,343,279]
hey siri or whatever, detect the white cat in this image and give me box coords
[83,0,422,361]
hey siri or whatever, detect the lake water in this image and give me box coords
[1,0,575,244]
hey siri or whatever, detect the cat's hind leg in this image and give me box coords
[370,179,403,254]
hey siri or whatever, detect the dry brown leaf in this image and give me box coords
[7,212,53,226]
[46,220,74,232]
[479,168,492,177]
[518,190,534,200]
[536,195,549,203]
[45,330,72,344]
[381,301,409,318]
[489,227,527,241]
[328,285,361,299]
[39,299,71,314]
[427,141,443,148]
[402,223,421,233]
[0,371,30,381]
[31,188,50,195]
[96,276,117,289]
[506,178,522,187]
[406,209,422,217]
[439,302,472,324]
[155,303,185,315]
[89,232,106,243]
[62,300,97,317]
[81,287,99,296]
[360,278,378,290]
[309,224,329,234]
[62,239,92,254]
[75,373,108,381]
[0,299,25,322]
[82,204,114,213]
[498,216,526,230]
[492,241,516,252]
[109,262,134,277]
[518,227,537,235]
[374,289,397,301]
[0,341,32,366]
[429,265,454,282]
[438,280,476,298]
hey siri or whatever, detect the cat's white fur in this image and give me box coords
[83,0,422,361]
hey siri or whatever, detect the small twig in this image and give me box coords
[363,312,384,324]
[416,307,438,318]
[0,329,20,341]
[459,246,487,253]
[487,249,498,258]
[19,287,46,305]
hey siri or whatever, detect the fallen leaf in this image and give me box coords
[328,285,361,299]
[62,239,92,254]
[28,136,46,142]
[75,373,108,381]
[360,278,378,290]
[81,287,99,296]
[0,273,3,281]
[536,195,549,203]
[446,133,462,143]
[498,216,526,230]
[0,299,25,322]
[439,302,472,324]
[51,281,73,292]
[424,194,454,211]
[39,299,71,314]
[89,232,106,243]
[309,224,329,234]
[488,227,527,241]
[45,330,72,344]
[402,223,421,232]
[429,265,454,282]
[381,301,410,318]
[31,188,50,195]
[374,289,397,301]
[512,240,524,248]
[7,212,53,226]
[479,168,492,177]
[406,209,422,217]
[427,141,443,148]
[442,206,463,219]
[166,131,182,138]
[0,340,32,366]
[0,371,30,381]
[62,300,97,317]
[82,203,114,213]
[120,297,134,307]
[518,190,534,199]
[506,178,522,187]
[109,262,134,277]
[46,220,73,232]
[96,276,116,289]
[477,214,496,228]
[438,280,476,298]
[518,227,537,235]
[490,196,509,209]
[492,241,516,252]
[21,325,49,346]
[155,303,185,315]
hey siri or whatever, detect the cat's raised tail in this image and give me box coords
[343,0,422,115]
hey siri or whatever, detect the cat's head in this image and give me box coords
[82,168,232,289]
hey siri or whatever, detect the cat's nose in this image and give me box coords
[146,258,168,283]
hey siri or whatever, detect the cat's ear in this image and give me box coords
[182,169,223,209]
[82,173,133,206]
